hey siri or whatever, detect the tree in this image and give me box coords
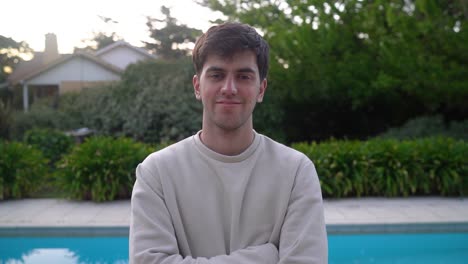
[145,6,202,61]
[0,36,32,119]
[75,16,122,52]
[0,36,32,84]
[200,0,468,142]
[120,60,202,142]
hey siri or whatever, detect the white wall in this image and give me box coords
[98,46,148,69]
[27,57,121,85]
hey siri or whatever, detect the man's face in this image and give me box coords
[193,50,267,132]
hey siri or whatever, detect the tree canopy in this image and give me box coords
[200,0,468,142]
[0,36,32,84]
[145,6,202,60]
[75,16,122,52]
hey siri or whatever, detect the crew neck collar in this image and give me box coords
[193,130,261,163]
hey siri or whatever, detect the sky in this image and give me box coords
[1,0,224,54]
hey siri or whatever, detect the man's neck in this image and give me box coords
[199,126,255,156]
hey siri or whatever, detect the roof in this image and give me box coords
[9,52,123,86]
[7,52,65,85]
[7,40,155,87]
[94,40,157,59]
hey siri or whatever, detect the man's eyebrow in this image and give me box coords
[237,67,256,73]
[205,66,256,73]
[205,66,225,72]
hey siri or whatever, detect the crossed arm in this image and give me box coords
[129,161,327,264]
[129,164,278,264]
[277,161,328,263]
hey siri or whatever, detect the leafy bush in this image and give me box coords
[0,101,12,139]
[120,60,202,142]
[56,136,153,202]
[10,100,73,140]
[380,115,468,140]
[8,88,117,141]
[56,60,202,143]
[448,120,468,140]
[293,137,467,198]
[0,141,48,199]
[23,128,74,166]
[11,60,202,144]
[57,85,122,136]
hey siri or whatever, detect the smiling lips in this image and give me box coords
[216,100,241,105]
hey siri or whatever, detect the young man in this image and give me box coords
[130,22,328,263]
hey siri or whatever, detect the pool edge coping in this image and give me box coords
[0,226,129,237]
[326,222,468,234]
[1,222,468,236]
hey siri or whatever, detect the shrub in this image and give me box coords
[56,60,202,143]
[0,101,12,139]
[293,137,467,198]
[56,136,153,202]
[23,128,74,166]
[118,60,202,143]
[445,119,468,140]
[10,92,115,141]
[11,60,203,144]
[10,101,72,140]
[57,85,122,136]
[380,115,468,140]
[0,141,48,199]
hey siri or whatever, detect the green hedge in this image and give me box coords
[0,141,48,199]
[0,101,12,139]
[10,100,74,140]
[10,60,202,144]
[380,115,468,140]
[56,136,153,202]
[23,128,74,166]
[293,137,467,197]
[3,135,465,201]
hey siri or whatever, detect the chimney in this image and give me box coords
[43,33,60,65]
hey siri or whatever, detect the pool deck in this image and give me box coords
[0,197,467,235]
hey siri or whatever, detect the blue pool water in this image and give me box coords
[0,233,467,263]
[329,233,468,264]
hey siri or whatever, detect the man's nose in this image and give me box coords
[221,76,237,95]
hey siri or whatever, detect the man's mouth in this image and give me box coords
[216,100,241,105]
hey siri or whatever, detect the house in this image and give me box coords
[7,33,157,111]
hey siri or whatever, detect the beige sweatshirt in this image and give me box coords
[130,131,328,263]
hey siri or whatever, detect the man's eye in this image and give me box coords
[239,74,252,80]
[209,73,223,79]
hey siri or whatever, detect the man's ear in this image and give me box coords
[256,78,267,103]
[193,75,201,100]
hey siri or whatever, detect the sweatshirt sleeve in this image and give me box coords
[129,162,279,264]
[278,160,328,264]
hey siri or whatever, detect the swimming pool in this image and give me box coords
[329,233,468,264]
[1,233,467,263]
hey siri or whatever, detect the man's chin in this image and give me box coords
[213,119,246,132]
